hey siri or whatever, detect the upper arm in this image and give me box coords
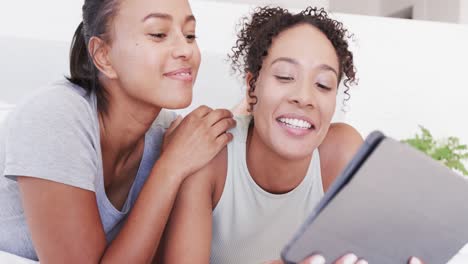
[5,88,106,262]
[18,177,106,264]
[159,149,225,263]
[5,88,97,190]
[319,123,363,192]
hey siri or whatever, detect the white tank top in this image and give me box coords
[210,115,324,264]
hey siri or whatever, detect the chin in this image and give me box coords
[272,143,315,161]
[162,96,193,109]
[269,133,318,160]
[149,86,192,109]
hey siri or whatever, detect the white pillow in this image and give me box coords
[0,251,38,264]
[0,103,13,124]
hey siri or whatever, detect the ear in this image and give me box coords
[245,72,253,93]
[88,36,117,79]
[245,72,257,107]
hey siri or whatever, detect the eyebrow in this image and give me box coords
[317,64,339,77]
[271,57,299,66]
[142,13,196,23]
[271,57,339,77]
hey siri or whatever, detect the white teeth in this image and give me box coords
[175,72,190,76]
[278,118,312,129]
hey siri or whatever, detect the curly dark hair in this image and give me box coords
[229,6,357,111]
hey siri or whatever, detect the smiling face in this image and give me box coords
[105,0,201,109]
[249,23,339,160]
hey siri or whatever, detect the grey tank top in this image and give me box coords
[0,80,176,260]
[210,115,324,264]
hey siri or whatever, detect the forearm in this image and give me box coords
[98,107,233,263]
[160,171,214,263]
[162,205,212,263]
[100,158,183,263]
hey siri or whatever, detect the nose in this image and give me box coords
[288,80,318,109]
[171,33,194,60]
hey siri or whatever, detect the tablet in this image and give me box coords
[281,131,468,264]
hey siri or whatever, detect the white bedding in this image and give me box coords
[1,246,467,264]
[0,251,38,264]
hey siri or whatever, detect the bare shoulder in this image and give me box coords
[181,146,228,208]
[318,123,363,192]
[211,147,228,208]
[320,123,363,151]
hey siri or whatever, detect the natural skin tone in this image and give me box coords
[17,0,235,263]
[160,22,362,263]
[160,23,425,264]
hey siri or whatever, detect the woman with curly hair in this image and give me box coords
[151,6,319,263]
[160,6,425,264]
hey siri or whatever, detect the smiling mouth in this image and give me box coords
[168,71,191,76]
[276,117,315,130]
[163,72,193,82]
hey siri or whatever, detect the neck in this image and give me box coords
[99,80,161,170]
[246,124,312,194]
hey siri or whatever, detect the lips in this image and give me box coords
[276,114,316,137]
[163,67,193,82]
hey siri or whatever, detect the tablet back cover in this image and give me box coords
[282,137,468,264]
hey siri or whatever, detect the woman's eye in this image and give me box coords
[317,83,332,91]
[186,34,197,41]
[149,33,167,39]
[275,75,294,81]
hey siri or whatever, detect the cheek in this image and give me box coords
[324,100,336,120]
[190,50,202,83]
[137,46,166,73]
[131,49,167,88]
[319,95,337,128]
[111,42,160,80]
[110,44,169,98]
[254,81,285,112]
[320,90,336,109]
[193,46,201,70]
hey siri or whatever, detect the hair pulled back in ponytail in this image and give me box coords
[67,0,121,112]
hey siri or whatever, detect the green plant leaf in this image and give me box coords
[402,126,468,176]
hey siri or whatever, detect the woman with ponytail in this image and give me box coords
[0,0,235,262]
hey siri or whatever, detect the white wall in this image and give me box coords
[329,0,381,17]
[199,0,329,9]
[0,0,82,42]
[334,15,468,143]
[1,0,468,147]
[193,0,468,24]
[329,0,464,23]
[380,0,415,16]
[380,0,427,19]
[422,0,460,23]
[460,0,468,23]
